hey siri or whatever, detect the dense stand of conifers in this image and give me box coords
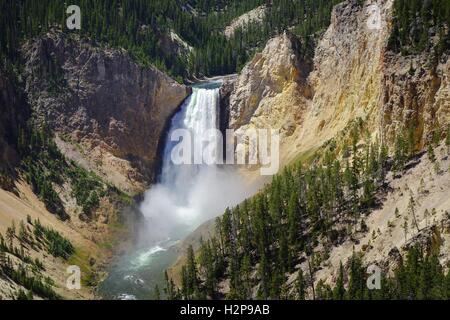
[0,0,339,80]
[165,125,450,300]
[1,0,449,301]
[388,0,450,57]
[1,0,448,80]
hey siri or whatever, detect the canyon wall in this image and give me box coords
[195,0,450,296]
[22,31,190,194]
[226,0,449,166]
[1,30,189,298]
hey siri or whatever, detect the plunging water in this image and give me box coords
[99,81,253,300]
[139,83,223,243]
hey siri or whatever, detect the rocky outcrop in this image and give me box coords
[313,144,450,289]
[175,0,450,298]
[227,0,450,168]
[382,50,450,148]
[228,31,312,164]
[219,77,236,138]
[224,5,267,39]
[229,31,311,130]
[295,0,393,157]
[22,31,190,194]
[159,30,193,58]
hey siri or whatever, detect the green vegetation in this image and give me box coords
[189,0,342,76]
[388,0,450,58]
[321,243,450,300]
[173,123,392,299]
[3,0,446,79]
[15,289,34,300]
[67,166,104,216]
[0,219,75,300]
[33,219,75,259]
[0,260,60,300]
[445,126,450,155]
[19,125,112,220]
[0,0,340,80]
[171,123,450,300]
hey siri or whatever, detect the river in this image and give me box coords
[99,81,252,300]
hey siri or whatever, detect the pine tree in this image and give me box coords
[306,246,316,300]
[296,269,306,300]
[393,134,407,176]
[316,279,332,300]
[186,245,199,299]
[6,223,15,248]
[0,246,6,269]
[427,144,436,163]
[278,230,289,273]
[344,160,359,219]
[333,262,346,300]
[287,191,300,252]
[199,239,217,298]
[378,143,389,184]
[18,221,28,243]
[181,265,189,299]
[432,128,442,147]
[407,196,420,233]
[269,268,283,299]
[257,253,270,299]
[240,254,252,299]
[347,254,365,300]
[418,178,427,195]
[395,207,400,218]
[154,285,161,300]
[402,217,409,242]
[164,271,178,300]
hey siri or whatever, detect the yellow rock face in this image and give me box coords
[228,0,450,171]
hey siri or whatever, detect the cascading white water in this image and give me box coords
[139,83,250,246]
[100,82,257,300]
[160,86,221,199]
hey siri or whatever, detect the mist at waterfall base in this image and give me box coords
[99,82,258,300]
[138,166,251,244]
[138,84,253,245]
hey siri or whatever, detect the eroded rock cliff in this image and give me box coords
[219,0,450,295]
[22,31,190,194]
[227,0,449,167]
[228,31,313,165]
[382,49,450,148]
[224,5,267,39]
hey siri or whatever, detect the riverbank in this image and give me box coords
[97,80,251,300]
[186,74,238,85]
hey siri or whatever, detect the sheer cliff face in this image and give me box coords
[228,31,313,165]
[22,32,190,193]
[228,0,449,166]
[382,48,450,149]
[307,0,393,146]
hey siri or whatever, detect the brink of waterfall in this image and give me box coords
[139,81,250,245]
[99,81,257,300]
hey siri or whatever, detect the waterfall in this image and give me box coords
[139,82,250,246]
[100,82,259,300]
[160,86,221,199]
